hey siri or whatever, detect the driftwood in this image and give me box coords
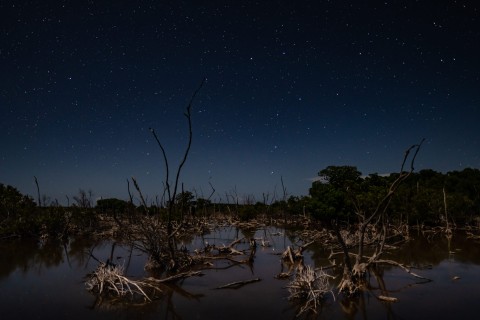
[215,278,261,289]
[145,270,203,283]
[217,237,246,255]
[466,231,480,240]
[282,240,315,264]
[194,236,258,267]
[378,295,398,302]
[275,272,291,279]
[375,259,432,281]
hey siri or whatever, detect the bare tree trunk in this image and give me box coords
[149,78,206,270]
[443,187,451,233]
[34,176,41,207]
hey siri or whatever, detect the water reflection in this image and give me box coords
[0,239,66,279]
[0,228,479,319]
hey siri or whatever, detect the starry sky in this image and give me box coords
[1,1,479,205]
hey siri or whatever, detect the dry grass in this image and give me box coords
[287,265,335,316]
[85,263,161,302]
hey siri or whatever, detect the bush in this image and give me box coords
[238,205,258,221]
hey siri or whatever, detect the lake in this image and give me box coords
[1,226,479,319]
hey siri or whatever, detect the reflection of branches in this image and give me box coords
[63,242,72,268]
[375,259,432,281]
[165,282,204,301]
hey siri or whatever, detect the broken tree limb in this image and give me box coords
[378,295,398,302]
[299,240,315,252]
[215,278,261,289]
[145,271,203,283]
[282,246,295,264]
[375,259,432,281]
[228,237,245,247]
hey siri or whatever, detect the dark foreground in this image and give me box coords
[1,226,479,320]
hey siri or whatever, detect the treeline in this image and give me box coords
[1,167,479,238]
[0,184,98,239]
[305,166,480,226]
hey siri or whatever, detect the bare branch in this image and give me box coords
[126,178,133,204]
[150,128,171,203]
[207,181,216,201]
[131,177,148,211]
[171,78,206,203]
[34,176,41,207]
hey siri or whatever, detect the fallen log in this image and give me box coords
[215,278,261,289]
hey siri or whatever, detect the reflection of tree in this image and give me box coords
[387,232,480,266]
[66,237,99,268]
[0,237,114,281]
[0,239,66,278]
[300,228,480,320]
[339,294,367,320]
[369,267,399,320]
[34,242,64,270]
[88,279,204,319]
[236,226,255,240]
[337,265,403,320]
[0,240,38,279]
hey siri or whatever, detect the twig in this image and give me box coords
[131,177,148,210]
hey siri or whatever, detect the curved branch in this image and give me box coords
[172,78,206,203]
[150,128,171,203]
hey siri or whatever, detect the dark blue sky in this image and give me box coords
[1,1,479,205]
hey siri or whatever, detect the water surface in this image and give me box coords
[1,227,479,319]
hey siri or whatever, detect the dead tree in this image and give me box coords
[34,176,41,207]
[336,139,425,295]
[147,78,206,270]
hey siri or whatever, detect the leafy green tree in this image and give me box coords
[238,205,257,221]
[175,191,195,207]
[318,166,362,189]
[309,166,364,221]
[0,183,38,236]
[309,182,352,221]
[0,183,36,218]
[96,198,130,219]
[286,196,310,216]
[195,198,211,208]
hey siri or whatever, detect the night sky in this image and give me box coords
[1,1,479,205]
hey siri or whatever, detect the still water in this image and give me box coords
[1,227,479,319]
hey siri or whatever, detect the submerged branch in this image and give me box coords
[216,278,261,289]
[375,259,432,281]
